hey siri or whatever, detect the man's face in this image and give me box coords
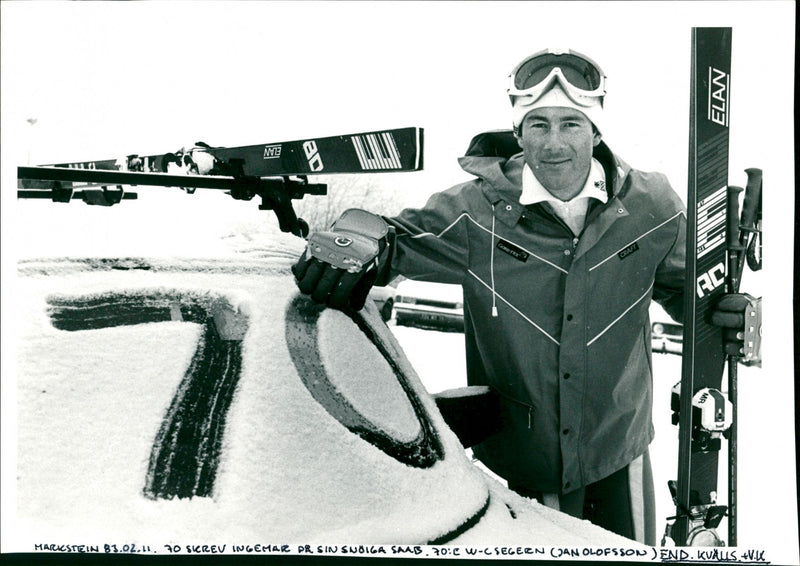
[517,106,602,200]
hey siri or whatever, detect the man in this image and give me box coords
[292,49,753,545]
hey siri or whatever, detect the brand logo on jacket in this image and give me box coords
[617,242,639,260]
[496,239,529,262]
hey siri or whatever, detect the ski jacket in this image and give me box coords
[382,130,686,494]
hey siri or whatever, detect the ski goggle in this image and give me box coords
[508,49,606,103]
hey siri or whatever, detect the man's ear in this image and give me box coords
[592,127,602,147]
[515,125,524,147]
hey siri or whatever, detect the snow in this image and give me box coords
[2,2,796,562]
[5,214,643,553]
[434,385,492,399]
[4,128,798,566]
[317,308,422,441]
[5,194,794,560]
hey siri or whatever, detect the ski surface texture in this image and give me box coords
[673,27,733,546]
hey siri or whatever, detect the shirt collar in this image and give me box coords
[520,158,608,206]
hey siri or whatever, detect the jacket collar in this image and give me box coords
[457,130,630,229]
[520,159,608,206]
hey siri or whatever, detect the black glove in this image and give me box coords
[292,209,391,311]
[711,293,762,365]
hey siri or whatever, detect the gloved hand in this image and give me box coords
[292,208,391,311]
[711,293,762,366]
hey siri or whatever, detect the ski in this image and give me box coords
[17,126,424,237]
[668,27,733,547]
[38,127,424,177]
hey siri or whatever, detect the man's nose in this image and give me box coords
[542,129,567,150]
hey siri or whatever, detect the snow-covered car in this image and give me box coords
[650,303,683,355]
[367,282,397,322]
[394,280,464,332]
[10,229,638,550]
[393,283,684,358]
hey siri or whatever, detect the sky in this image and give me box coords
[1,0,797,560]
[1,2,795,189]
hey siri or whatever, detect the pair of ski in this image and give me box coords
[668,27,762,547]
[17,127,423,237]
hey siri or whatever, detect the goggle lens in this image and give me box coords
[513,53,603,92]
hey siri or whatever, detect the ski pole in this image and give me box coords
[723,169,762,546]
[725,184,743,547]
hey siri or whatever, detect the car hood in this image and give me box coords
[12,248,636,548]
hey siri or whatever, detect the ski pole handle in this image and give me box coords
[739,168,763,276]
[739,169,762,234]
[726,185,743,293]
[726,186,743,251]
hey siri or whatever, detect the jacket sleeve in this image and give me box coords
[379,184,472,285]
[652,202,687,323]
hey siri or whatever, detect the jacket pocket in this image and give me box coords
[493,389,536,430]
[473,393,562,492]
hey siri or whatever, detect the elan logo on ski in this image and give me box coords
[617,242,639,260]
[708,67,730,127]
[496,239,528,262]
[263,145,282,159]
